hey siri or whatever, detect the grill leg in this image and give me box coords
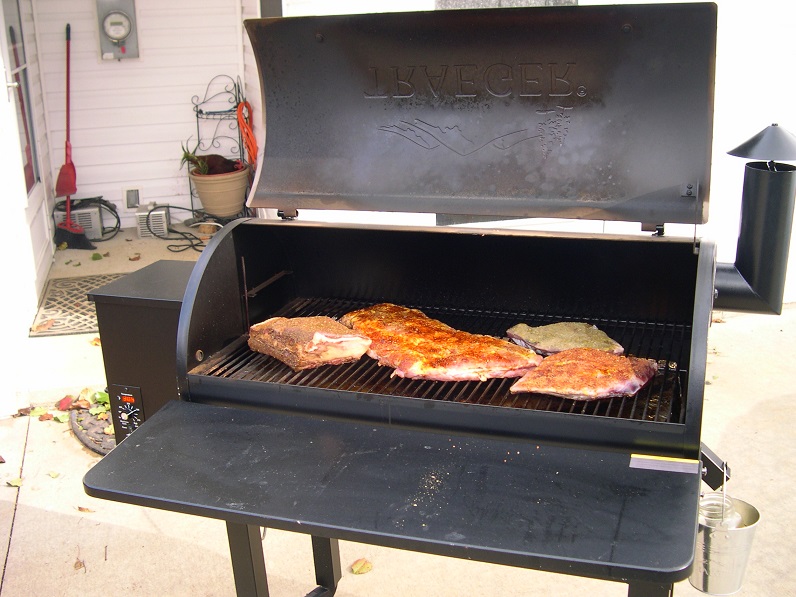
[627,581,673,597]
[309,535,342,596]
[226,522,270,597]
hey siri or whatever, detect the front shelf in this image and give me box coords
[84,399,700,585]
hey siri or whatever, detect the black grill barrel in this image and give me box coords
[177,219,715,459]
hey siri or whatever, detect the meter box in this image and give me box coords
[96,0,139,60]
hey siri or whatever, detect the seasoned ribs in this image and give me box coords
[248,316,371,371]
[340,303,542,381]
[509,347,658,400]
[507,321,624,356]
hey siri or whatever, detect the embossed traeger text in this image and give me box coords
[364,63,582,100]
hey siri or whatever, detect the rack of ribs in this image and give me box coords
[340,303,542,381]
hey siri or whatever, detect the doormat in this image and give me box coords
[29,273,125,337]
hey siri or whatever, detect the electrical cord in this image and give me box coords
[53,197,249,252]
[237,100,258,169]
[142,204,252,253]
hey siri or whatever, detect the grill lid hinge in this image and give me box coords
[641,223,665,236]
[277,209,299,220]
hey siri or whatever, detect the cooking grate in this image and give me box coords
[193,297,689,424]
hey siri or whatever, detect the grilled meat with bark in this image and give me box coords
[248,316,371,371]
[509,347,657,400]
[507,321,623,356]
[340,303,542,381]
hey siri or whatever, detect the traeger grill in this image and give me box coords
[182,3,720,458]
[85,3,788,596]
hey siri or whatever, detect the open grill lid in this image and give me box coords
[245,3,716,224]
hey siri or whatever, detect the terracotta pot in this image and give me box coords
[189,166,250,218]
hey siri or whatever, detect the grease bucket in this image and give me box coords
[689,492,760,595]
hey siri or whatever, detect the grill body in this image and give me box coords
[177,219,714,459]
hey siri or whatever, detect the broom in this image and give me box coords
[54,24,94,250]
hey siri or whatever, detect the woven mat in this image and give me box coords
[70,409,116,455]
[29,273,125,337]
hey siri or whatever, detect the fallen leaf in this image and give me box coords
[0,455,5,464]
[6,478,22,487]
[57,395,75,411]
[89,405,109,416]
[94,391,110,405]
[74,398,91,410]
[103,252,110,257]
[77,506,94,513]
[29,407,48,417]
[90,337,101,346]
[74,558,85,572]
[53,413,70,424]
[350,558,373,575]
[95,412,109,421]
[128,252,141,261]
[48,471,60,478]
[57,243,68,251]
[72,262,81,267]
[103,425,115,436]
[13,407,31,418]
[38,413,54,421]
[32,319,55,333]
[91,253,103,261]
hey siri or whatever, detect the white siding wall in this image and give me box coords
[35,0,245,229]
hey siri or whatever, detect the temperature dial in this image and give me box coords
[118,402,141,432]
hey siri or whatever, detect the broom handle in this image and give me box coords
[65,24,70,144]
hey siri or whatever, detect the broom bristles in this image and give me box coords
[54,226,95,250]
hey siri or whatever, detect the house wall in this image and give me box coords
[35,0,247,230]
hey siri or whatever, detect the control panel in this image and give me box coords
[109,384,143,442]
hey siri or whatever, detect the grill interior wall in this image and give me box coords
[235,222,699,324]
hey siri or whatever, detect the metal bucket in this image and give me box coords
[689,492,760,595]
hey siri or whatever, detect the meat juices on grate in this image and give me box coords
[340,303,542,381]
[506,321,624,356]
[248,316,371,371]
[509,347,658,400]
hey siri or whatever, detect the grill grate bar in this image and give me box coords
[192,297,690,425]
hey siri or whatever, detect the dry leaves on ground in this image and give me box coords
[350,558,373,575]
[31,319,55,333]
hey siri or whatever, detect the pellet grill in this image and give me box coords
[183,3,720,460]
[85,3,787,596]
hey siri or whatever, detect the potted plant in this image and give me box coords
[181,141,250,218]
